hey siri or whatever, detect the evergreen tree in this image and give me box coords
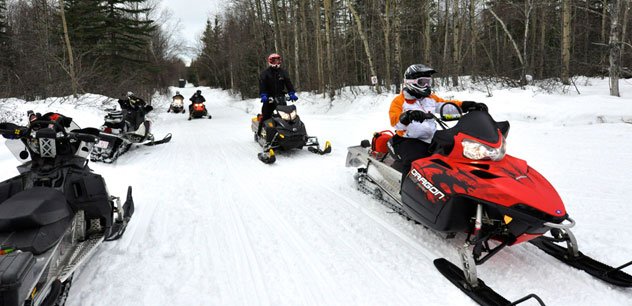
[102,0,155,72]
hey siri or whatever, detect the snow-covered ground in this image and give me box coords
[1,78,632,305]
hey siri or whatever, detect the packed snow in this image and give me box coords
[1,77,631,305]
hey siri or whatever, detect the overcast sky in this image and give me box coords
[159,0,227,64]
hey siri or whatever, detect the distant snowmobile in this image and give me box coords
[91,101,171,163]
[345,103,632,305]
[168,96,186,114]
[251,96,331,164]
[188,102,211,120]
[0,117,134,306]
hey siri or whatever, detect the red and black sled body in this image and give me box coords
[346,105,631,305]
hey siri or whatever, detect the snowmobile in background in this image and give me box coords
[168,96,186,114]
[91,103,171,163]
[0,118,134,306]
[188,102,211,120]
[345,103,631,306]
[251,96,331,164]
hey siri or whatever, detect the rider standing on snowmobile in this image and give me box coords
[389,64,485,183]
[257,53,298,137]
[119,92,153,131]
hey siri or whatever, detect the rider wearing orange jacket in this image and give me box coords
[389,64,484,184]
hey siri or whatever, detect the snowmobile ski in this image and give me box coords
[434,258,545,306]
[258,149,276,164]
[530,236,632,287]
[144,133,172,146]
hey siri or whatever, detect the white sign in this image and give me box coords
[371,76,378,85]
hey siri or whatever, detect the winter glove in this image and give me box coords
[460,101,488,112]
[288,92,298,102]
[260,93,269,103]
[399,110,432,125]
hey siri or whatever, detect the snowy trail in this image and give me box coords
[1,84,630,305]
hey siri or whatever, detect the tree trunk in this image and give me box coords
[393,0,402,93]
[58,0,78,97]
[313,0,324,94]
[469,0,477,79]
[609,0,622,96]
[384,0,391,91]
[561,0,571,85]
[422,0,431,64]
[271,0,283,53]
[521,0,532,86]
[452,0,459,86]
[488,7,526,84]
[346,0,380,93]
[323,0,334,98]
[538,3,546,79]
[442,0,450,85]
[293,0,300,89]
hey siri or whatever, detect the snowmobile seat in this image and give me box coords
[0,187,72,254]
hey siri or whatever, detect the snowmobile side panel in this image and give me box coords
[65,170,113,236]
[0,251,37,306]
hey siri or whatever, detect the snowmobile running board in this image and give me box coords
[434,258,546,306]
[529,237,632,287]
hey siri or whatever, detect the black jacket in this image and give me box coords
[190,94,206,103]
[259,67,295,98]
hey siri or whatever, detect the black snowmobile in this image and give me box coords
[251,96,331,164]
[0,117,134,306]
[91,100,171,163]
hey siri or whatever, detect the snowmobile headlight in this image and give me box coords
[290,110,297,120]
[278,110,291,121]
[461,137,506,161]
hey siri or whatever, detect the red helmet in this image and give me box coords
[268,53,281,67]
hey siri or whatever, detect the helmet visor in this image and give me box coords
[403,77,432,87]
[269,57,281,65]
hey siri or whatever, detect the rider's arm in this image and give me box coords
[389,93,405,128]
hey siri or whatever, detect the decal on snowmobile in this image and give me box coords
[409,168,445,200]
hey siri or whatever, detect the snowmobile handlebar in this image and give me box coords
[0,121,99,143]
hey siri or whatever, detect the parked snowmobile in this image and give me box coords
[91,102,172,163]
[168,96,186,114]
[251,96,331,164]
[345,103,631,305]
[188,102,211,120]
[0,118,134,306]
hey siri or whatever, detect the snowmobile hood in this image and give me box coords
[410,154,566,219]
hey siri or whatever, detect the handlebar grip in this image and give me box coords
[442,114,462,121]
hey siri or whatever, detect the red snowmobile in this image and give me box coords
[345,103,631,305]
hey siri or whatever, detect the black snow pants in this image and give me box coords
[391,135,431,186]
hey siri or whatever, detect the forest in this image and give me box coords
[1,0,631,101]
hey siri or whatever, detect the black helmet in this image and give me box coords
[196,90,201,95]
[403,64,436,98]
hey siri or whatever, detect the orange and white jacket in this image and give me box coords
[389,90,463,143]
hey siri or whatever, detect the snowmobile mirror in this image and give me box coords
[19,150,29,160]
[360,140,370,148]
